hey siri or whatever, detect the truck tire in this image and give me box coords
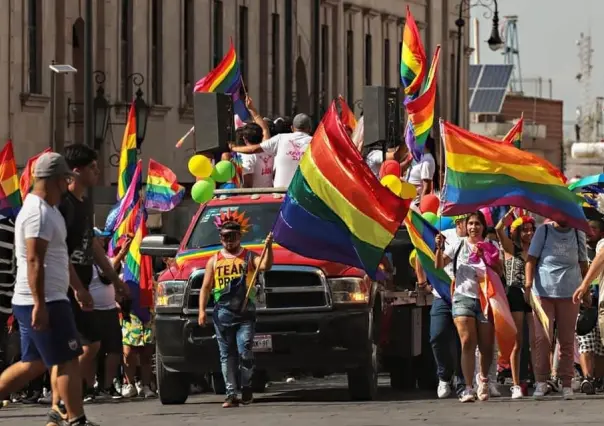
[389,358,415,390]
[156,352,189,405]
[211,372,226,395]
[347,309,379,401]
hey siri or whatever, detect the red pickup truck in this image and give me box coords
[141,188,435,404]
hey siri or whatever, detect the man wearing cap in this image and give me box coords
[229,110,312,188]
[0,152,98,425]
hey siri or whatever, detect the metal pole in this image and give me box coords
[454,3,464,126]
[312,0,320,125]
[84,0,94,205]
[49,67,56,151]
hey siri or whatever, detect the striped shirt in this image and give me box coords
[0,217,15,314]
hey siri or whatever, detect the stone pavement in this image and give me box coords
[1,377,603,425]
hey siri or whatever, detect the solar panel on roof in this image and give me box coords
[479,65,513,88]
[469,89,507,114]
[468,64,513,114]
[469,65,482,89]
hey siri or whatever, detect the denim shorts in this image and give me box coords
[452,294,489,323]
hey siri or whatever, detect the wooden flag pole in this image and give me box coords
[240,234,270,312]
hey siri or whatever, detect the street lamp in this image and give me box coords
[133,88,149,149]
[49,62,77,151]
[454,0,504,126]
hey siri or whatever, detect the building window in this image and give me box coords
[271,13,280,115]
[213,0,223,67]
[27,0,42,94]
[239,6,249,87]
[151,0,163,104]
[120,0,133,101]
[346,30,354,102]
[384,38,390,86]
[284,0,293,114]
[321,24,329,113]
[183,0,194,105]
[365,34,372,86]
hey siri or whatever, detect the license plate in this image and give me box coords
[253,334,273,352]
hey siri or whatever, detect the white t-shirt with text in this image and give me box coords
[260,131,312,188]
[13,194,70,305]
[241,152,274,188]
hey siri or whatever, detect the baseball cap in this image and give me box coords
[292,113,312,131]
[34,152,77,179]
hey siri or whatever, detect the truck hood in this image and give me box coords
[158,245,363,281]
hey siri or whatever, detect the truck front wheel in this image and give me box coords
[156,352,190,405]
[347,310,379,401]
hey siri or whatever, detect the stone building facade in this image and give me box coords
[0,0,470,190]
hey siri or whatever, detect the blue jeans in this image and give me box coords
[213,307,255,397]
[430,298,465,389]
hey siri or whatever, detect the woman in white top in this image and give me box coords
[406,136,438,204]
[363,141,411,178]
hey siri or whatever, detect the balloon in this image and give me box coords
[380,174,403,196]
[188,155,213,179]
[211,160,236,183]
[399,182,417,200]
[422,212,438,226]
[191,178,216,204]
[409,249,417,269]
[419,194,439,214]
[436,216,454,231]
[379,160,400,179]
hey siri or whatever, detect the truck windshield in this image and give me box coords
[186,202,281,249]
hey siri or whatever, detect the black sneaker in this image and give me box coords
[46,407,68,425]
[21,390,42,404]
[581,378,596,395]
[97,386,123,400]
[82,388,96,403]
[241,387,253,405]
[547,377,560,393]
[222,395,240,408]
[67,416,99,425]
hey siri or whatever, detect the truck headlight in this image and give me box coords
[328,277,369,304]
[155,280,186,307]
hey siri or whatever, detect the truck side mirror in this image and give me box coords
[140,234,180,258]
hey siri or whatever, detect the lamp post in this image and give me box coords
[48,62,77,151]
[454,0,504,126]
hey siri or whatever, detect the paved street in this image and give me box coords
[1,376,603,425]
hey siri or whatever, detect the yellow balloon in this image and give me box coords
[409,249,417,269]
[188,155,213,179]
[399,182,417,200]
[380,174,403,196]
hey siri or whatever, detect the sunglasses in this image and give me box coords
[220,232,240,242]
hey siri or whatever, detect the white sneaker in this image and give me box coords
[533,381,549,399]
[459,388,476,403]
[437,380,451,399]
[562,387,574,400]
[135,381,143,396]
[510,385,523,399]
[113,378,122,394]
[141,385,157,399]
[121,384,138,398]
[285,377,296,384]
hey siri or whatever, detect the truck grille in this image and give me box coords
[185,265,330,313]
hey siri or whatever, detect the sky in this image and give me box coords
[471,0,600,126]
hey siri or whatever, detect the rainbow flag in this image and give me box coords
[175,243,278,267]
[118,103,137,200]
[338,95,357,132]
[272,103,411,279]
[439,120,589,232]
[568,173,604,194]
[405,45,441,160]
[144,159,184,212]
[104,160,142,233]
[193,40,250,122]
[230,153,244,188]
[400,6,427,98]
[108,199,143,257]
[503,115,523,148]
[123,212,154,321]
[19,148,52,199]
[405,210,451,303]
[0,141,21,218]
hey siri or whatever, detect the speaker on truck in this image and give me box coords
[362,86,404,148]
[193,92,234,153]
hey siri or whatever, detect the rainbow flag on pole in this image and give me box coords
[108,199,144,257]
[503,114,524,148]
[400,6,427,98]
[0,141,21,218]
[338,95,357,132]
[20,148,52,199]
[405,45,441,161]
[193,40,249,121]
[104,160,142,233]
[405,210,451,303]
[272,103,411,279]
[117,103,137,200]
[144,159,184,212]
[439,120,589,232]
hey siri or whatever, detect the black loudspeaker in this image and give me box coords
[193,92,234,152]
[362,86,403,147]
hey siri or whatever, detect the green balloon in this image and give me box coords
[191,178,216,204]
[211,160,236,183]
[422,211,438,226]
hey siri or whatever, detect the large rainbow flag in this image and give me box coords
[0,141,21,218]
[117,103,137,200]
[272,103,411,279]
[405,45,441,160]
[440,120,589,232]
[338,95,357,132]
[19,148,52,199]
[405,210,451,303]
[108,199,144,257]
[144,159,184,212]
[400,6,427,98]
[502,115,523,148]
[104,160,142,233]
[193,40,249,122]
